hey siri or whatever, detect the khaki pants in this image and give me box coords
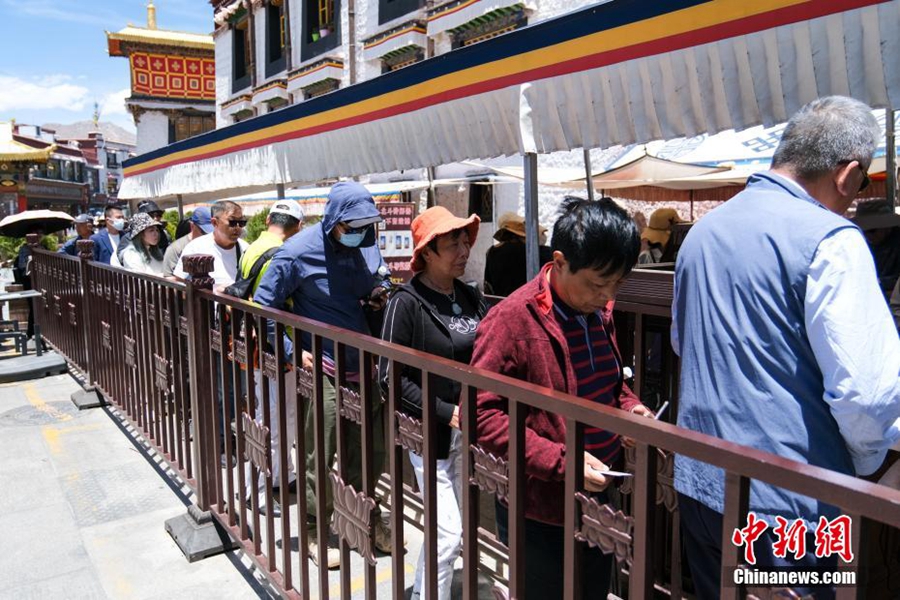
[305,374,386,531]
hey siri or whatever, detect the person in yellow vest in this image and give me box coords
[239,199,303,517]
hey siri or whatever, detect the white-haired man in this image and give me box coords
[673,96,900,598]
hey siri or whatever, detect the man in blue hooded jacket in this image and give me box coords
[254,181,393,568]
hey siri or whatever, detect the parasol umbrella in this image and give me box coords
[0,210,75,238]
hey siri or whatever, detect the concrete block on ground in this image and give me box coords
[71,388,106,410]
[0,351,66,383]
[165,504,237,563]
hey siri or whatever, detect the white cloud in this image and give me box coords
[101,88,130,117]
[0,75,89,112]
[0,0,125,26]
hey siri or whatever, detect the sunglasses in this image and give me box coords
[344,224,372,235]
[859,169,870,193]
[840,160,870,194]
[223,218,247,228]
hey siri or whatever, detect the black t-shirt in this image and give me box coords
[484,240,553,296]
[411,277,481,365]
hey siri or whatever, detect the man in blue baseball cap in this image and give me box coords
[255,181,394,568]
[58,214,95,256]
[163,206,213,278]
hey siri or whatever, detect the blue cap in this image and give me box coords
[190,206,213,234]
[74,214,93,224]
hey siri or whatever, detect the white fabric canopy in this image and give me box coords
[121,0,900,203]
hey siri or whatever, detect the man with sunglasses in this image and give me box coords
[174,200,249,288]
[673,96,900,598]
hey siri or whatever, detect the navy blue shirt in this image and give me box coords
[551,290,621,466]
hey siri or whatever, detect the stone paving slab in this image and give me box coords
[0,502,97,593]
[0,374,271,599]
[0,565,108,600]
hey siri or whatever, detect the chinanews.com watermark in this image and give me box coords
[731,567,856,587]
[727,512,858,588]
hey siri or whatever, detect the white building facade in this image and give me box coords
[211,0,604,281]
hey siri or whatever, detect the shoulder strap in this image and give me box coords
[245,246,279,284]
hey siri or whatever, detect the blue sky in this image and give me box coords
[0,0,212,133]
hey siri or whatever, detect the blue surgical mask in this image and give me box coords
[111,218,126,232]
[339,231,366,248]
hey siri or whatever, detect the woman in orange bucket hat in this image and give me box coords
[378,205,485,600]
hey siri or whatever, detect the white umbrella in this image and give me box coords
[0,210,75,238]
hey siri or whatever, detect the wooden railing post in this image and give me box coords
[70,239,106,409]
[164,254,235,562]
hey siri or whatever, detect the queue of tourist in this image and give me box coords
[41,95,900,599]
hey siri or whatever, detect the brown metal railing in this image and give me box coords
[29,241,900,599]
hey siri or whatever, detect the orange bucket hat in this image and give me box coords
[411,206,480,272]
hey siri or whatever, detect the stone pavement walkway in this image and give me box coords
[0,373,274,599]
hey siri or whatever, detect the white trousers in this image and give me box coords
[409,429,463,600]
[245,370,297,499]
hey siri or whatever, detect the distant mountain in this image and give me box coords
[42,121,136,147]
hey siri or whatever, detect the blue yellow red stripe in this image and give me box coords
[125,0,887,178]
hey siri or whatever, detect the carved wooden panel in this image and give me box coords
[154,354,170,393]
[123,291,131,312]
[262,351,278,380]
[147,301,156,322]
[101,322,112,351]
[210,329,222,352]
[575,493,633,566]
[470,444,509,500]
[124,336,137,369]
[296,367,314,400]
[40,289,48,308]
[162,307,172,328]
[105,284,112,301]
[88,281,95,296]
[233,338,247,365]
[329,472,378,565]
[396,412,423,456]
[338,386,362,425]
[53,295,62,317]
[242,412,271,477]
[619,446,678,512]
[114,288,121,306]
[135,297,144,316]
[68,302,77,327]
[179,316,188,336]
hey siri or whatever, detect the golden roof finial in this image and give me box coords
[147,1,157,30]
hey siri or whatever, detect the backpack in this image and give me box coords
[224,246,279,300]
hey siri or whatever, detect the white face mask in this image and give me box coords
[111,218,126,232]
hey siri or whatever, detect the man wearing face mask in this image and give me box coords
[90,205,126,264]
[254,181,393,568]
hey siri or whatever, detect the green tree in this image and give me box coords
[244,208,269,244]
[162,209,180,240]
[0,235,58,263]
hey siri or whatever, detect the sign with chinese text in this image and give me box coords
[376,201,416,284]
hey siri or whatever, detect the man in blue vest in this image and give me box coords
[673,96,900,598]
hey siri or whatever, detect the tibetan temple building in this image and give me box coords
[106,2,216,155]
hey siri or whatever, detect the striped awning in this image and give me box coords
[121,0,900,202]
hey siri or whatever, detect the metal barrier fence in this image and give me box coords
[29,240,900,600]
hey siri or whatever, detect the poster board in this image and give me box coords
[376,201,417,284]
